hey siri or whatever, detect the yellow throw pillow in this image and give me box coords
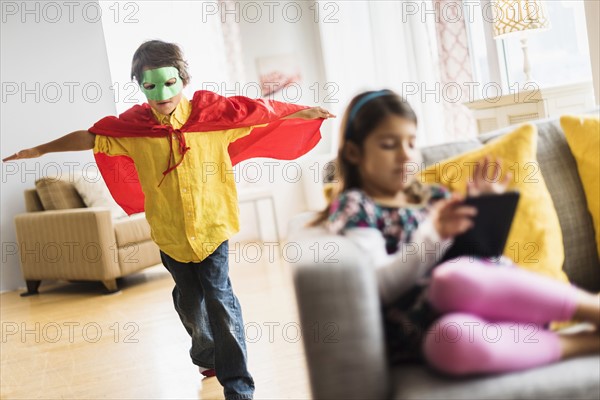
[420,124,569,283]
[560,115,600,259]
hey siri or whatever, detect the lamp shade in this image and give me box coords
[492,0,551,39]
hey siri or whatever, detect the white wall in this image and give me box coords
[231,0,334,242]
[1,1,116,292]
[99,1,230,113]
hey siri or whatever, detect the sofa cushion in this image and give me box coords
[480,119,600,292]
[35,177,86,210]
[392,355,600,400]
[420,139,482,167]
[420,124,569,284]
[113,213,151,247]
[561,115,600,259]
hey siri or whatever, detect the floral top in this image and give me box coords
[326,185,451,254]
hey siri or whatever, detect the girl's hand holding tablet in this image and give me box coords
[467,156,513,197]
[430,193,478,241]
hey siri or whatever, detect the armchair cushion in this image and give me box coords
[34,177,86,210]
[24,189,44,212]
[113,213,152,246]
[71,169,127,219]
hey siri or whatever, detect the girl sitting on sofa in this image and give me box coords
[311,89,600,375]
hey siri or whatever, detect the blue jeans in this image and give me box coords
[160,241,254,400]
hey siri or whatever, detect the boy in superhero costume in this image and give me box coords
[3,40,335,400]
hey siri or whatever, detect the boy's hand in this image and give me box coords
[2,147,42,162]
[283,107,336,120]
[303,106,336,119]
[467,156,512,197]
[430,193,478,240]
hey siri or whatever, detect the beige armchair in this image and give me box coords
[14,181,161,296]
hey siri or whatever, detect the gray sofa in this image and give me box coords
[289,114,600,399]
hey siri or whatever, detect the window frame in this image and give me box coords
[464,0,593,99]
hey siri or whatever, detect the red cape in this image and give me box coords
[89,90,324,215]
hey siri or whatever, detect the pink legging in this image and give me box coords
[422,257,580,376]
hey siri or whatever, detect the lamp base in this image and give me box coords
[520,37,534,84]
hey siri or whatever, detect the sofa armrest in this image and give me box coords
[13,207,121,281]
[290,233,391,400]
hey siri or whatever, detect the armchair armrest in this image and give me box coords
[13,207,121,281]
[289,232,391,399]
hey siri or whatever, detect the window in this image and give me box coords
[465,0,593,98]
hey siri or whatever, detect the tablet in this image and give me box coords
[441,191,520,262]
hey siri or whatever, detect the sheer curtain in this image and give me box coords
[316,0,446,147]
[218,0,247,88]
[432,0,477,140]
[316,0,472,147]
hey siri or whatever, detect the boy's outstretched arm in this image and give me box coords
[2,130,96,162]
[281,106,336,120]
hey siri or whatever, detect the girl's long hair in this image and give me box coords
[310,90,431,227]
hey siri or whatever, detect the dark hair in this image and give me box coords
[131,40,191,86]
[310,89,430,227]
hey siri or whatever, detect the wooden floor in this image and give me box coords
[0,242,311,399]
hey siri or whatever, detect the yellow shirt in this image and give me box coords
[94,96,265,262]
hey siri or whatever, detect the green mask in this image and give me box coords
[140,66,183,101]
